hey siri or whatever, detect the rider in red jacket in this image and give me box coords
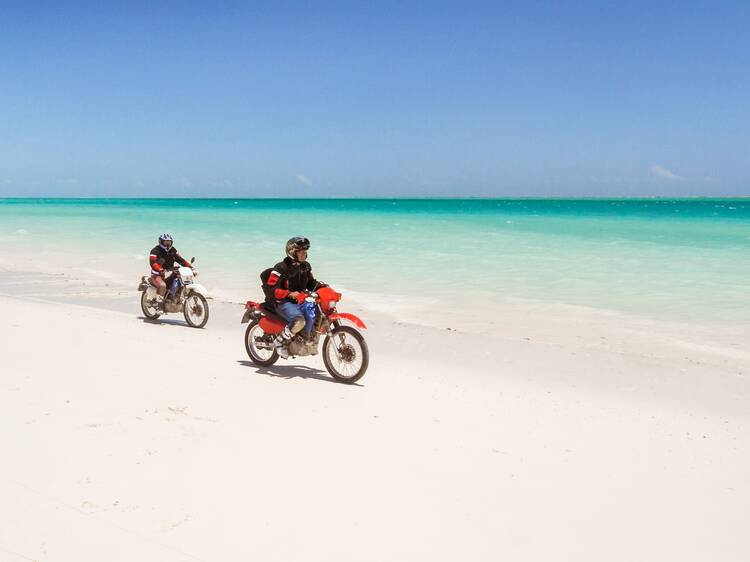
[149,233,192,297]
[263,236,325,357]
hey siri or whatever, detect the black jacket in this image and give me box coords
[263,257,323,305]
[149,245,190,274]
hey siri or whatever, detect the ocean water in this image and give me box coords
[1,198,748,323]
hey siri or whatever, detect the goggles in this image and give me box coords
[292,237,310,250]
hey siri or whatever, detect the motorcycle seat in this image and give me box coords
[260,302,286,324]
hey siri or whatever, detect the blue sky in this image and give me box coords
[1,1,748,197]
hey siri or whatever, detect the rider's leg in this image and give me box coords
[150,274,166,297]
[166,273,179,298]
[276,302,306,334]
[300,301,316,336]
[274,302,305,358]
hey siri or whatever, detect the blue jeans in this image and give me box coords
[276,301,316,336]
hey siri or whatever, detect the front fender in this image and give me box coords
[185,284,210,297]
[328,312,367,329]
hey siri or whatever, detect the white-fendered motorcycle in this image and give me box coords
[138,258,210,328]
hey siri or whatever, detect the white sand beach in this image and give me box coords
[1,266,749,561]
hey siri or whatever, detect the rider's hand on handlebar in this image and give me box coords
[289,291,308,304]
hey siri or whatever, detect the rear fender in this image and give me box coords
[241,309,261,324]
[328,312,367,329]
[242,301,262,323]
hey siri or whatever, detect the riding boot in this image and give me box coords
[274,326,293,359]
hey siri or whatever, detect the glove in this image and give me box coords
[295,292,307,304]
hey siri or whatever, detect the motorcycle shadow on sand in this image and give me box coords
[236,360,363,386]
[138,316,198,328]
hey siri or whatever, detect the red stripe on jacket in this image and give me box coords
[149,254,163,273]
[274,288,290,299]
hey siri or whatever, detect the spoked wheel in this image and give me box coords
[245,319,279,366]
[184,293,209,328]
[323,325,369,383]
[140,291,161,319]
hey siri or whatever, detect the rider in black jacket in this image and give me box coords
[149,233,192,297]
[263,236,325,358]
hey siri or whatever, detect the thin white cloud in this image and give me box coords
[649,165,683,181]
[212,179,234,189]
[296,174,312,186]
[170,176,193,189]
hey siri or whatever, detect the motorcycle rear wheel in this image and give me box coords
[184,293,209,328]
[245,319,279,366]
[140,291,161,319]
[323,325,369,383]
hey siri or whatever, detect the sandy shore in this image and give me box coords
[1,267,749,561]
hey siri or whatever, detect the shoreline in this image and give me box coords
[2,248,748,329]
[3,262,749,416]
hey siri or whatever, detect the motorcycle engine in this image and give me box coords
[164,300,182,313]
[287,333,320,357]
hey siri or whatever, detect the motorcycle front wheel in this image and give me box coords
[184,293,209,328]
[245,319,279,366]
[140,291,161,319]
[323,325,369,383]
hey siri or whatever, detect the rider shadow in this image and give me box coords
[236,360,362,386]
[138,316,190,327]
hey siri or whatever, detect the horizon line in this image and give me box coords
[1,195,749,201]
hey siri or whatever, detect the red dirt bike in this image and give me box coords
[241,286,369,383]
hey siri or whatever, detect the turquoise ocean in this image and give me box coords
[0,198,748,324]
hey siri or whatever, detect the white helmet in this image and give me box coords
[158,233,173,250]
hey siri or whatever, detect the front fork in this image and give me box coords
[323,316,342,336]
[327,320,349,352]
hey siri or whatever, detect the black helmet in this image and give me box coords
[285,236,310,259]
[158,233,173,250]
